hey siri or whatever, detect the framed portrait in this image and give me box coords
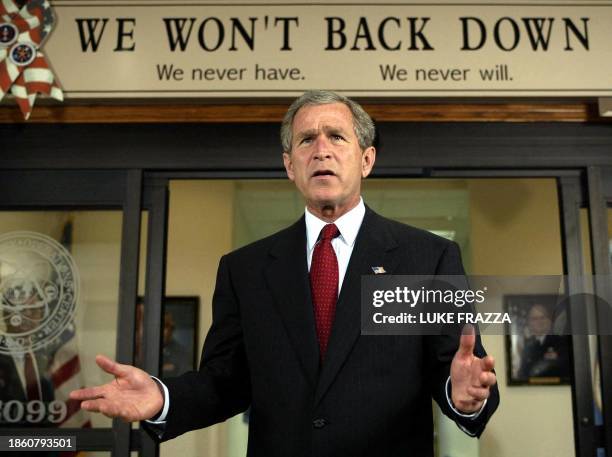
[504,294,571,386]
[135,296,199,377]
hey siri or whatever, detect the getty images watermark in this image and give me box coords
[361,275,612,336]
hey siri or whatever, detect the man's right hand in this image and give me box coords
[69,354,164,422]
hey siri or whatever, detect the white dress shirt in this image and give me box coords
[147,197,486,425]
[305,197,365,292]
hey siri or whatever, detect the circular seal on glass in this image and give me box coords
[0,231,80,355]
[0,23,18,48]
[9,42,36,67]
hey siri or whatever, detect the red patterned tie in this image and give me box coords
[24,352,40,401]
[310,223,340,361]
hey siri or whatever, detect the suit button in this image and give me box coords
[312,418,327,429]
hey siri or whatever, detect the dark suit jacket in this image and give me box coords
[159,208,500,457]
[518,334,570,380]
[0,353,55,428]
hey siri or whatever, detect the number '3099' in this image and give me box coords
[0,400,67,423]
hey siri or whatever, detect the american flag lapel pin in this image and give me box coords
[371,266,386,274]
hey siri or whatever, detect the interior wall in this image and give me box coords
[468,179,574,457]
[71,211,122,428]
[0,213,64,239]
[160,180,235,457]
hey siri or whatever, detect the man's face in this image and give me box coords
[527,305,552,336]
[283,103,375,215]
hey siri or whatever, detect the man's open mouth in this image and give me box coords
[312,170,336,177]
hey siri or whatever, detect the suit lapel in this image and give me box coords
[264,217,320,388]
[314,208,400,406]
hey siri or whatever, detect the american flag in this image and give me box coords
[49,323,92,430]
[0,0,63,120]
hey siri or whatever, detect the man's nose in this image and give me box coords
[313,135,332,159]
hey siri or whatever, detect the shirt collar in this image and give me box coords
[305,197,366,252]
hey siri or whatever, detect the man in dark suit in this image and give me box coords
[71,90,499,456]
[518,303,570,380]
[1,304,56,428]
[0,352,55,421]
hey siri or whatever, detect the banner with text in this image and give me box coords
[40,1,612,98]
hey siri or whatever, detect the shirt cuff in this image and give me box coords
[445,376,487,420]
[145,376,169,424]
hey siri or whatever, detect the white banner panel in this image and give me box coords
[40,1,612,98]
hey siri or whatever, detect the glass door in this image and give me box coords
[0,170,143,457]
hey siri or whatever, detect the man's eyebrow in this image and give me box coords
[294,125,350,142]
[322,125,349,137]
[294,128,318,142]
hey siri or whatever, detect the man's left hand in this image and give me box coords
[450,325,497,414]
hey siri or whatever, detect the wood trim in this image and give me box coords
[0,101,605,123]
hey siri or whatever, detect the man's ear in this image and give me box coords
[283,152,295,181]
[361,146,376,178]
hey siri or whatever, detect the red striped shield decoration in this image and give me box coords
[0,0,63,120]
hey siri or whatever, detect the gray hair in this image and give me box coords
[280,90,375,153]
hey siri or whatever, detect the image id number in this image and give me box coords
[1,436,75,451]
